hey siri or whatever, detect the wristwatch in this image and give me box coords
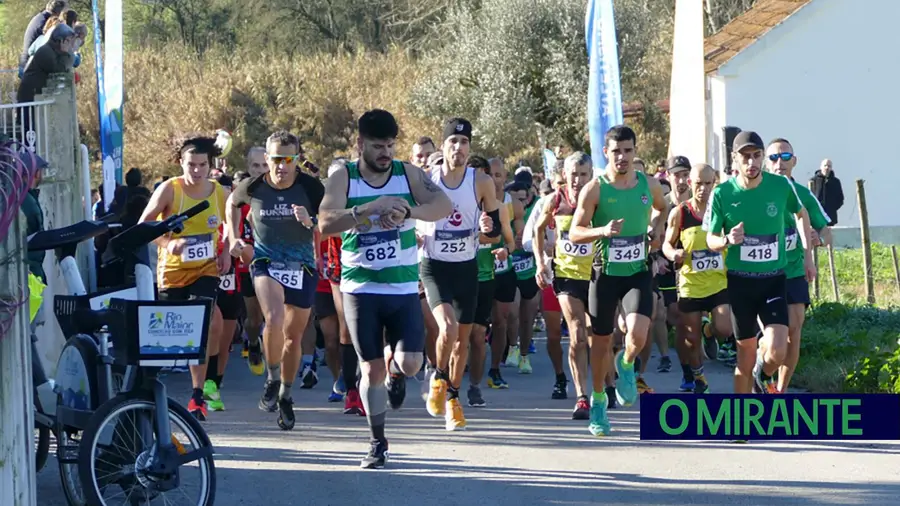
[724,236,731,246]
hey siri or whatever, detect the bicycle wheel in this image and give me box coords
[35,424,50,472]
[77,390,216,506]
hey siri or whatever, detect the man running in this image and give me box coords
[764,138,830,392]
[139,133,231,420]
[570,125,667,436]
[228,130,325,430]
[506,170,542,373]
[422,118,502,431]
[469,155,516,406]
[411,136,436,169]
[704,130,814,394]
[662,163,731,394]
[319,109,452,468]
[534,152,595,419]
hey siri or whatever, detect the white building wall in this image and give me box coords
[710,0,900,227]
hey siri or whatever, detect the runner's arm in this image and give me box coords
[512,199,526,250]
[405,162,453,222]
[569,179,603,244]
[475,171,503,237]
[647,176,668,249]
[532,199,554,268]
[705,188,729,253]
[662,205,683,263]
[522,197,543,252]
[138,179,174,248]
[317,166,353,235]
[499,200,516,249]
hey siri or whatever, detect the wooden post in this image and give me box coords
[808,181,820,300]
[892,246,900,296]
[856,179,875,305]
[827,244,839,302]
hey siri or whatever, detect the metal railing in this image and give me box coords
[0,99,53,160]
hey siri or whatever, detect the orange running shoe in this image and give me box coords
[188,398,207,421]
[426,377,448,417]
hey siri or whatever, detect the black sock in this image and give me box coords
[214,374,224,388]
[205,354,219,382]
[436,368,449,382]
[341,344,358,390]
[681,363,693,382]
[556,373,567,383]
[448,384,459,399]
[249,339,261,351]
[191,388,204,403]
[634,356,642,373]
[489,368,499,376]
[371,423,386,443]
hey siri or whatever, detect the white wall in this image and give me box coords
[712,0,900,227]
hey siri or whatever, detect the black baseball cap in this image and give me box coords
[504,169,533,193]
[19,151,48,171]
[733,131,764,152]
[666,155,691,173]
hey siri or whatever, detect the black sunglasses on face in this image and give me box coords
[768,153,794,162]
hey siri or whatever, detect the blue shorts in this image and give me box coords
[250,259,317,309]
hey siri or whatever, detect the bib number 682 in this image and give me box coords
[364,245,397,262]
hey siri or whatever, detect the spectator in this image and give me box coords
[90,188,99,205]
[19,1,68,74]
[25,14,67,66]
[810,158,844,226]
[17,24,76,132]
[21,152,51,283]
[125,167,151,200]
[62,9,77,27]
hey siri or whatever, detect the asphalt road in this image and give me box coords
[37,336,900,505]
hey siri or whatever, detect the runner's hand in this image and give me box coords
[378,208,406,229]
[230,239,247,258]
[805,254,817,283]
[728,222,744,245]
[536,265,551,290]
[167,238,185,255]
[672,248,685,268]
[366,196,410,216]
[479,212,492,234]
[602,219,624,237]
[492,247,509,261]
[292,205,314,228]
[217,250,231,275]
[656,256,670,275]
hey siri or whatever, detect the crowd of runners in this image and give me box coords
[139,111,831,468]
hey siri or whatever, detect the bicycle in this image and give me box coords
[75,200,217,506]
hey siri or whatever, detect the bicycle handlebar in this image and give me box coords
[107,201,211,261]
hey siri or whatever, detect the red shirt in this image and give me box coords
[235,205,253,274]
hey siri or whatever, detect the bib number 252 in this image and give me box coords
[439,241,466,254]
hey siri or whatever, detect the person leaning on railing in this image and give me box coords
[17,23,76,135]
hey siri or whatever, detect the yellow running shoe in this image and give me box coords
[445,398,467,431]
[636,377,654,395]
[426,377,448,417]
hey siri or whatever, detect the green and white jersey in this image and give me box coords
[704,172,802,276]
[341,161,419,295]
[784,179,830,280]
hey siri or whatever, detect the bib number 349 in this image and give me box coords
[608,236,645,263]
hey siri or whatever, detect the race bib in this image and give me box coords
[608,236,645,263]
[740,234,778,262]
[494,257,509,272]
[358,229,400,269]
[478,242,492,250]
[269,262,304,289]
[436,230,473,255]
[219,273,236,291]
[690,249,723,272]
[559,231,591,257]
[785,227,799,252]
[512,254,534,273]
[180,235,214,262]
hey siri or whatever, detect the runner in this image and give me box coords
[763,138,830,392]
[231,147,267,375]
[416,151,445,398]
[469,155,516,406]
[316,235,344,402]
[569,125,668,436]
[411,136,436,169]
[703,130,814,395]
[662,163,731,394]
[138,133,231,420]
[421,117,502,431]
[486,157,524,389]
[534,152,595,418]
[227,130,325,430]
[318,109,452,468]
[507,170,542,374]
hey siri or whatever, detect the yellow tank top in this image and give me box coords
[677,201,727,299]
[552,189,593,281]
[157,178,226,289]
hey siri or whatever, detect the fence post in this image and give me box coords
[892,246,900,297]
[827,244,839,302]
[0,213,38,506]
[856,179,875,305]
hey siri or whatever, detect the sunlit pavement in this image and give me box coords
[38,335,900,505]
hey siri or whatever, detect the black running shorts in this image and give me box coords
[216,290,242,321]
[250,259,317,309]
[420,257,479,325]
[494,269,518,304]
[553,277,590,307]
[343,292,424,362]
[474,279,496,328]
[158,276,218,303]
[315,290,337,318]
[517,275,540,300]
[239,271,255,298]
[588,269,654,335]
[786,276,811,307]
[678,289,729,314]
[726,273,789,340]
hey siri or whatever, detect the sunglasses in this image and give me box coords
[267,154,300,164]
[768,153,794,162]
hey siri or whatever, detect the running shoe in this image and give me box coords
[445,398,466,431]
[636,377,654,394]
[487,370,509,389]
[360,439,389,470]
[518,355,533,374]
[203,380,225,412]
[614,350,638,407]
[589,394,611,437]
[528,341,537,355]
[247,342,265,376]
[277,397,295,430]
[344,389,365,416]
[702,336,718,362]
[259,380,280,412]
[316,347,328,367]
[420,365,435,400]
[533,317,545,333]
[334,376,347,396]
[504,346,520,368]
[679,378,695,392]
[693,375,709,394]
[467,385,486,407]
[187,398,207,421]
[426,377,448,417]
[300,362,318,389]
[386,373,406,410]
[241,339,249,359]
[551,376,568,400]
[572,396,589,420]
[656,356,672,373]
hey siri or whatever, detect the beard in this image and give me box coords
[364,153,392,173]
